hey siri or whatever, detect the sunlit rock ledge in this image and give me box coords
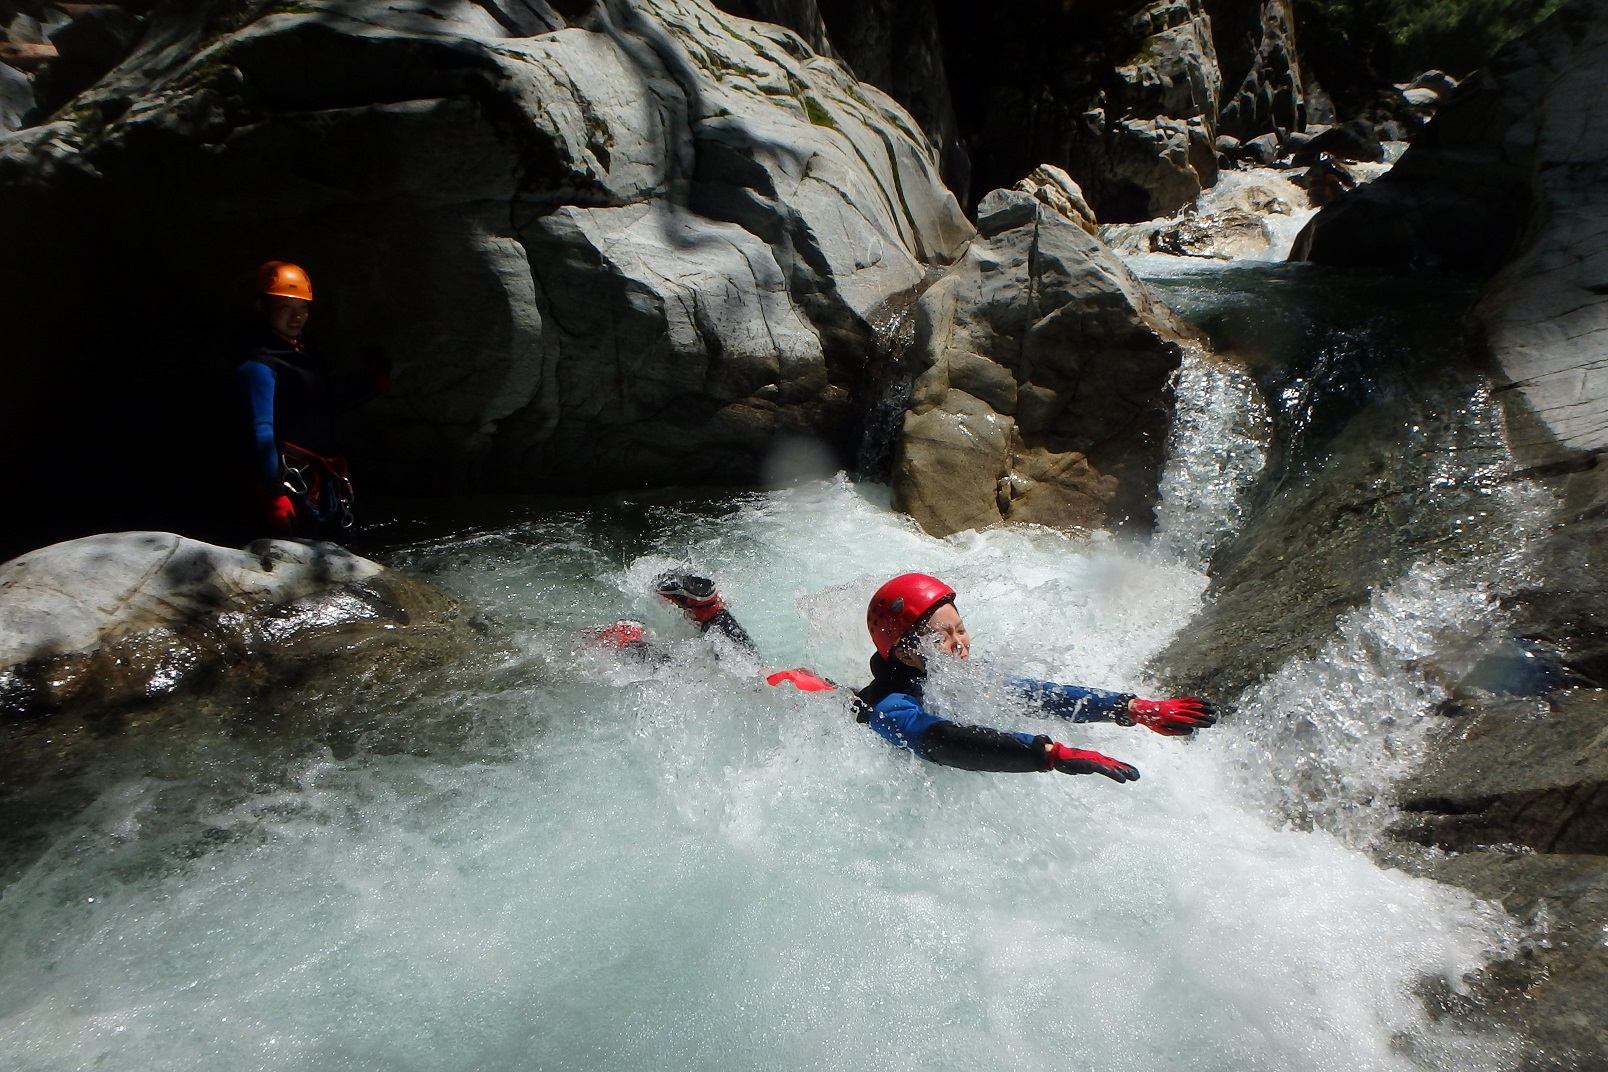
[0,533,469,720]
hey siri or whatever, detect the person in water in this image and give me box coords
[588,570,761,660]
[235,261,388,538]
[606,569,1214,781]
[853,573,1217,782]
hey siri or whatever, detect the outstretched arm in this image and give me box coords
[1011,678,1218,735]
[1010,678,1133,723]
[861,692,1138,782]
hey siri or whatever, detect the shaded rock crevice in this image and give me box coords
[0,0,972,556]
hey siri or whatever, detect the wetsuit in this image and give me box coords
[854,654,1135,772]
[235,331,374,536]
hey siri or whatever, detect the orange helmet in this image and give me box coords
[256,261,314,302]
[867,573,956,659]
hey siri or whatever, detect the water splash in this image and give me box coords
[0,479,1526,1071]
[1102,169,1320,266]
[1155,343,1273,566]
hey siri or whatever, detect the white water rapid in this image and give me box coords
[0,448,1538,1071]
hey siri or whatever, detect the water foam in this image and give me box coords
[0,479,1523,1071]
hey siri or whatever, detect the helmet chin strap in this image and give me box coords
[893,629,941,669]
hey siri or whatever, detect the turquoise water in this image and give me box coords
[0,473,1527,1071]
[0,247,1544,1070]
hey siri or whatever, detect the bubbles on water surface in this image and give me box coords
[0,478,1528,1071]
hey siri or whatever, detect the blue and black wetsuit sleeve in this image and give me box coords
[236,360,281,488]
[1009,677,1135,724]
[858,691,1049,774]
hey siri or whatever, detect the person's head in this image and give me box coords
[255,261,314,341]
[866,573,971,667]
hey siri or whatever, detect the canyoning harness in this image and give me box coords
[278,440,355,531]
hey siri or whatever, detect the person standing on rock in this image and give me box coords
[854,573,1217,782]
[235,261,388,538]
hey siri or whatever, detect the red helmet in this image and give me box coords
[867,573,956,658]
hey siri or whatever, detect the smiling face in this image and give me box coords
[895,600,971,668]
[261,295,311,341]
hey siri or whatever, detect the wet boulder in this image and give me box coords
[1237,131,1281,165]
[1385,847,1608,1068]
[1400,69,1458,101]
[1393,689,1608,856]
[0,532,469,719]
[1144,173,1299,258]
[891,183,1199,537]
[1291,153,1356,207]
[1149,208,1270,259]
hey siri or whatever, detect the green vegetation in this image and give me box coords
[1388,0,1567,63]
[801,95,837,130]
[1296,0,1567,93]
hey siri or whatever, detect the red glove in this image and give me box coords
[1126,697,1218,736]
[267,494,297,532]
[765,668,836,692]
[593,620,647,648]
[1046,742,1139,783]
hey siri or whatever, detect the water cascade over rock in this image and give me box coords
[1178,4,1608,1055]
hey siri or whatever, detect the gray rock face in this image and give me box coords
[733,0,973,206]
[1384,849,1608,1070]
[1071,0,1222,222]
[706,0,835,57]
[0,533,467,718]
[0,0,971,521]
[0,58,28,131]
[1394,689,1608,855]
[1012,164,1099,235]
[1288,116,1381,164]
[1214,0,1306,140]
[1295,1,1608,467]
[891,185,1198,536]
[31,2,144,116]
[723,1,1326,226]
